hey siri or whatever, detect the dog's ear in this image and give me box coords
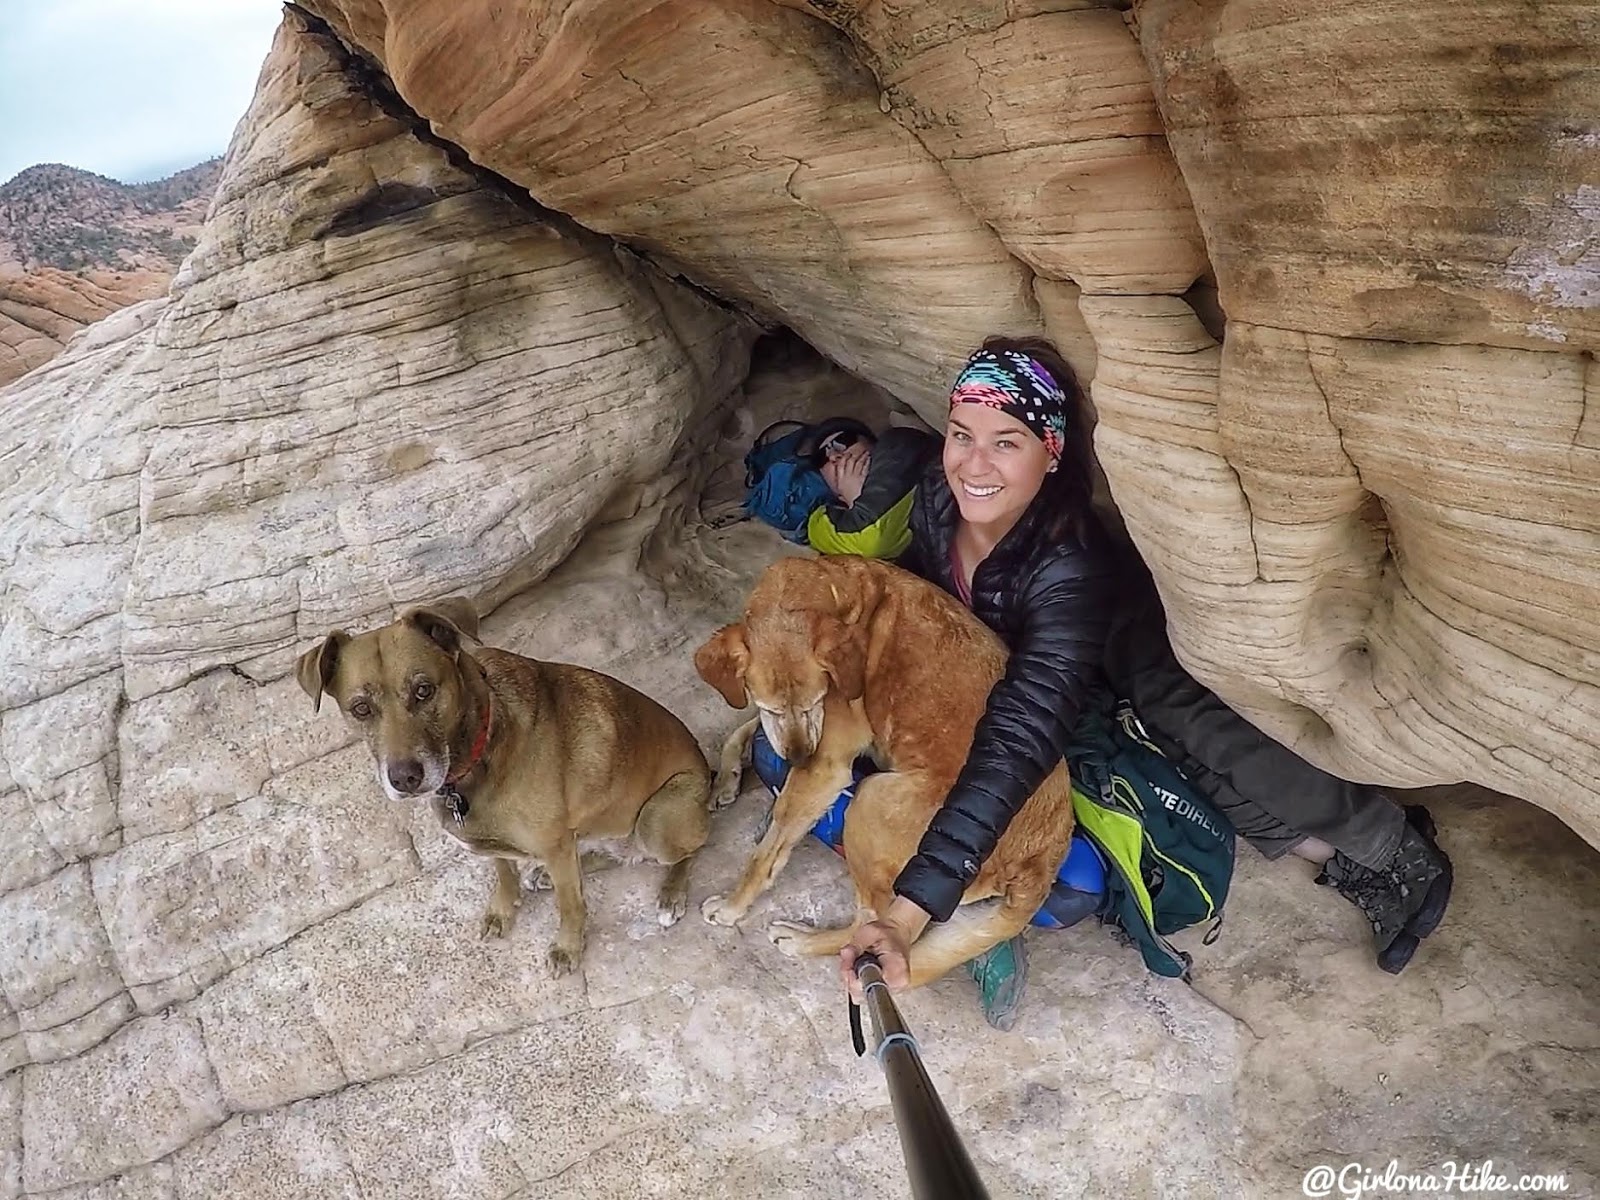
[694,623,751,708]
[295,631,349,714]
[814,616,868,702]
[827,561,881,626]
[403,596,480,655]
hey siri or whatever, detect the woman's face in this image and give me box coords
[943,403,1054,530]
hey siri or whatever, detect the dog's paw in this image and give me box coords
[479,910,515,940]
[657,892,688,928]
[545,942,581,978]
[700,894,743,928]
[527,868,553,892]
[710,775,742,811]
[767,919,813,958]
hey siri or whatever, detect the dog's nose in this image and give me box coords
[386,759,425,794]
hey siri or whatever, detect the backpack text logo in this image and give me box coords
[1154,785,1227,840]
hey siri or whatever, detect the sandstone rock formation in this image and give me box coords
[0,161,220,386]
[0,266,165,388]
[0,12,753,1184]
[293,0,1600,847]
[1124,0,1600,846]
[1,3,1597,1198]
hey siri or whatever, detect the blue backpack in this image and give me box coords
[743,421,834,543]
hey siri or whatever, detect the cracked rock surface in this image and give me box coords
[292,0,1600,845]
[1,6,1597,1199]
[4,516,1595,1196]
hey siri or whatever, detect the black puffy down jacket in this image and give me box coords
[892,468,1117,922]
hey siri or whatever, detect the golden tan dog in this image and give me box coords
[693,556,1077,988]
[296,598,713,976]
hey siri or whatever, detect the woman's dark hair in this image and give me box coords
[976,334,1098,543]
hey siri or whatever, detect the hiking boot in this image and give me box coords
[1316,851,1415,971]
[1379,930,1421,973]
[964,935,1028,1031]
[1315,807,1452,974]
[1392,805,1453,941]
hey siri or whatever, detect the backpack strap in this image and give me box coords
[752,418,810,448]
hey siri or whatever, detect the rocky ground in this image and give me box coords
[6,518,1594,1200]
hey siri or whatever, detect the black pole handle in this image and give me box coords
[848,951,991,1199]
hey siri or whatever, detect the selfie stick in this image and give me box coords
[851,953,992,1200]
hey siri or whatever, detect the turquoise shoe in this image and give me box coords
[964,934,1028,1031]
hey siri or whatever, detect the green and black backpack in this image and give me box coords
[1067,691,1236,980]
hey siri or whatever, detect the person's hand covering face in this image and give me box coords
[822,442,871,507]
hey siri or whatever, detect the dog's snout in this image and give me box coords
[759,700,826,768]
[386,758,426,795]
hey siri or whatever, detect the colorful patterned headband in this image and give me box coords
[947,349,1068,462]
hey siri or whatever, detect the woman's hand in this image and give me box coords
[822,443,871,507]
[839,895,933,1000]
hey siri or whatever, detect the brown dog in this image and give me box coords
[693,556,1077,988]
[296,597,713,976]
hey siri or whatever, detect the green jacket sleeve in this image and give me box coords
[807,489,917,560]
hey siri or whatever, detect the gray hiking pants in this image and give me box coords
[1102,574,1405,872]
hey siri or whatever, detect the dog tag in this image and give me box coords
[439,785,469,824]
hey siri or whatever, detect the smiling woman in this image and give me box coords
[941,339,1099,603]
[945,406,1054,598]
[0,0,283,184]
[830,335,1454,1027]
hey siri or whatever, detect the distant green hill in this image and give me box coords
[0,158,222,272]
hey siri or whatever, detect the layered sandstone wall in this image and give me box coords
[0,19,755,1190]
[289,0,1599,840]
[1,7,1597,1198]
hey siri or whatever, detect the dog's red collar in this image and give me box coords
[444,696,493,786]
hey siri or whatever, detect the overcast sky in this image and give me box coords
[0,1,285,186]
